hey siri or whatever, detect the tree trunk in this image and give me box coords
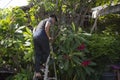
[80,6,90,27]
[90,11,99,33]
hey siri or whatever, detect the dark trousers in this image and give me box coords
[33,30,50,73]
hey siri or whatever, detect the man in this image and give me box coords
[33,14,57,79]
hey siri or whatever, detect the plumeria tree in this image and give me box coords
[49,24,96,80]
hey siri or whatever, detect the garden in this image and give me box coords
[0,0,120,80]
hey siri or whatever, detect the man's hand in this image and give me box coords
[49,37,54,42]
[45,21,51,39]
[49,37,53,40]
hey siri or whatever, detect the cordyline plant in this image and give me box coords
[49,23,96,80]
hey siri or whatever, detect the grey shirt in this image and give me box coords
[36,18,52,31]
[33,18,52,37]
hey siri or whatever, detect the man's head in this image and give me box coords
[49,14,57,24]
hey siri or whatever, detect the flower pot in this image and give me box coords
[100,72,116,80]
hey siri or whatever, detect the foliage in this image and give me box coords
[98,14,120,35]
[51,24,96,80]
[92,14,120,71]
[28,0,119,27]
[28,5,40,27]
[0,8,33,73]
[87,33,120,80]
[0,0,120,80]
[7,69,33,80]
[88,33,120,61]
[94,0,119,6]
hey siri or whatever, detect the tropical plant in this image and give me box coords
[87,33,120,80]
[98,14,120,34]
[88,30,120,62]
[50,23,96,80]
[6,69,33,80]
[0,7,33,74]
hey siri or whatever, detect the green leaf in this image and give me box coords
[64,60,69,71]
[57,55,63,60]
[84,67,95,75]
[72,56,81,64]
[84,67,91,75]
[89,62,97,66]
[59,62,64,69]
[72,52,83,56]
[26,27,32,35]
[72,22,76,32]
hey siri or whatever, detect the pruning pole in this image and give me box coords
[50,25,58,80]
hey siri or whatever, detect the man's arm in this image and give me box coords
[45,21,51,39]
